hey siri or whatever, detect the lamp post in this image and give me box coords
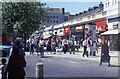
[82,24,85,40]
[52,25,54,38]
[13,21,18,41]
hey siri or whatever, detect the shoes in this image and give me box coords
[108,64,110,67]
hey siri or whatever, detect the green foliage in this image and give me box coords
[2,2,48,38]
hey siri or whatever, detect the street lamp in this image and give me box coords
[13,21,18,41]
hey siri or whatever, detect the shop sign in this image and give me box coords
[76,26,82,32]
[64,27,70,35]
[113,23,118,29]
[92,15,95,18]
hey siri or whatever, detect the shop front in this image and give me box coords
[101,17,120,51]
[101,28,120,51]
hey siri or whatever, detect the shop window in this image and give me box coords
[92,15,95,18]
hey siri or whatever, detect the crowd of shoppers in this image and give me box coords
[27,35,111,66]
[28,36,84,55]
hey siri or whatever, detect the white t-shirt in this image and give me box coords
[83,40,88,46]
[39,40,45,46]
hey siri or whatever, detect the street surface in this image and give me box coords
[25,50,119,78]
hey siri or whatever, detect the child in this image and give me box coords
[1,58,7,79]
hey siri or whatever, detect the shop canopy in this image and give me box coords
[42,35,51,39]
[101,29,120,35]
[42,32,51,39]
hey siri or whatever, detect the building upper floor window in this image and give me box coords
[115,0,117,5]
[56,21,58,23]
[47,21,49,23]
[50,16,52,18]
[108,2,110,7]
[53,16,55,19]
[105,3,107,8]
[53,20,55,23]
[50,20,52,23]
[112,0,114,6]
[56,16,58,18]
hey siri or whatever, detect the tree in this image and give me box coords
[2,2,48,39]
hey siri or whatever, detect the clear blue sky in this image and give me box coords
[42,2,102,15]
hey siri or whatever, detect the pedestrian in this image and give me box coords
[0,58,7,79]
[17,40,27,67]
[99,40,110,66]
[46,38,51,53]
[74,40,79,52]
[69,39,75,54]
[9,40,27,67]
[92,41,97,56]
[39,37,45,57]
[80,38,83,47]
[29,36,36,55]
[5,40,26,79]
[62,39,68,54]
[51,38,56,54]
[82,38,89,57]
[88,37,93,56]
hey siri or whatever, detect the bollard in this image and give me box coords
[36,63,43,79]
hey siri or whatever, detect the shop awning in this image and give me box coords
[101,29,120,35]
[43,32,52,39]
[43,35,51,39]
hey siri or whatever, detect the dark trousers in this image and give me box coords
[30,44,35,54]
[82,46,88,57]
[63,44,68,54]
[8,77,25,79]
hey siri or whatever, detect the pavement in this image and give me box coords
[25,47,119,66]
[0,47,118,78]
[24,47,119,78]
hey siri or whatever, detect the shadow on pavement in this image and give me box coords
[40,56,53,58]
[109,65,120,67]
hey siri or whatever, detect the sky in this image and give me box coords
[41,0,103,15]
[45,2,101,15]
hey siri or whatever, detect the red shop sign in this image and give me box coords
[64,27,70,35]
